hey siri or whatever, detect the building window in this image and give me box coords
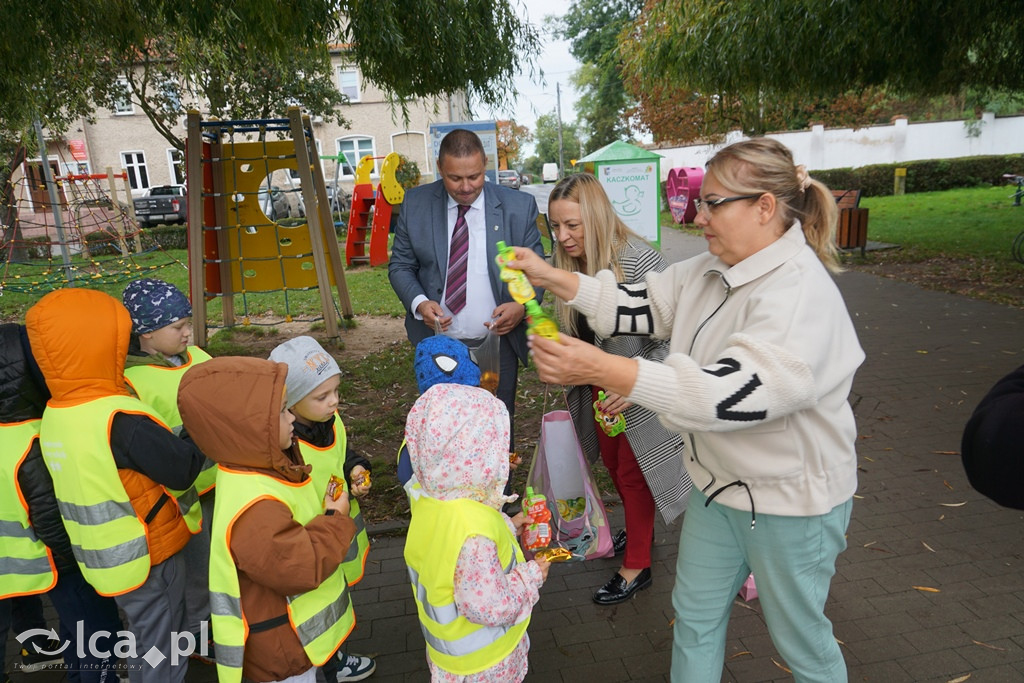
[167,149,185,185]
[113,79,134,115]
[122,151,149,190]
[336,137,375,178]
[336,67,361,102]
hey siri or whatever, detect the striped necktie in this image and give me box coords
[444,204,471,314]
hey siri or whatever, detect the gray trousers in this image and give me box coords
[113,554,187,683]
[182,492,214,634]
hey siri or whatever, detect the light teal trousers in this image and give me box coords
[670,489,852,683]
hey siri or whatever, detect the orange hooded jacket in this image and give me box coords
[25,288,190,566]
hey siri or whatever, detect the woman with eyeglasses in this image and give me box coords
[509,138,863,682]
[544,173,692,606]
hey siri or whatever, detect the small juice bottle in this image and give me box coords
[495,240,536,304]
[593,390,627,436]
[521,486,552,550]
[525,300,559,341]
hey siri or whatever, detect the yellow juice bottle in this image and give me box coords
[525,300,559,341]
[495,240,536,304]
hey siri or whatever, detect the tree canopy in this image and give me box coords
[557,0,643,148]
[619,0,1024,143]
[622,1,1024,104]
[1,0,540,137]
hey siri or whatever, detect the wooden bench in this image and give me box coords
[832,189,868,257]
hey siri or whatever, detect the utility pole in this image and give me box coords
[556,82,564,180]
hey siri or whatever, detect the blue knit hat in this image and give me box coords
[414,336,480,393]
[122,278,192,334]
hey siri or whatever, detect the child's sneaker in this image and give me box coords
[335,653,375,682]
[20,638,64,672]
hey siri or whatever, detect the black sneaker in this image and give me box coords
[20,638,64,672]
[335,653,375,682]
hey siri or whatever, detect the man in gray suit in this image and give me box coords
[388,129,545,452]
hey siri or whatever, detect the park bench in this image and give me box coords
[832,189,868,257]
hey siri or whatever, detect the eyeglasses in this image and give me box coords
[693,194,761,217]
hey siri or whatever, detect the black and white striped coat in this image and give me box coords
[563,240,692,524]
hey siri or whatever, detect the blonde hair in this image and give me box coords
[706,138,841,272]
[548,173,642,335]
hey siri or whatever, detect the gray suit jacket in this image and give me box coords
[388,180,545,364]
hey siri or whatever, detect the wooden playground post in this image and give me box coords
[185,112,209,347]
[288,107,339,337]
[105,166,130,256]
[118,172,142,252]
[209,126,235,329]
[303,115,354,320]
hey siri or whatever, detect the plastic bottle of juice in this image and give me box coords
[593,390,627,437]
[494,240,536,304]
[521,486,552,550]
[524,300,559,341]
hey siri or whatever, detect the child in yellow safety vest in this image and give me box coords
[267,336,375,682]
[121,278,215,655]
[178,356,358,683]
[404,383,550,682]
[26,288,204,683]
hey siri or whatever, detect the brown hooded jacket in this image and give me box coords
[178,356,356,682]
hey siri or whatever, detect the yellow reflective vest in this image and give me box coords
[0,420,58,598]
[40,396,167,596]
[296,414,370,585]
[404,492,529,675]
[124,346,214,530]
[209,467,355,683]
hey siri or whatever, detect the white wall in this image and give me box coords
[653,113,1024,180]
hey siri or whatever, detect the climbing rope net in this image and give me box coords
[0,153,184,298]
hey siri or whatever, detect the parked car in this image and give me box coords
[520,173,532,185]
[258,185,304,222]
[133,185,186,227]
[542,163,559,183]
[498,169,521,190]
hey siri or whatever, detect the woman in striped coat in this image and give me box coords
[546,173,691,605]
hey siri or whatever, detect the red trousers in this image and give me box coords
[592,386,655,569]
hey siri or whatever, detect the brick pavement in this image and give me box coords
[7,229,1024,682]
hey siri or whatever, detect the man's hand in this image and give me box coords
[417,300,452,332]
[488,302,525,336]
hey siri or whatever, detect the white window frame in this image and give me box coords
[167,149,185,185]
[121,150,150,191]
[336,67,361,103]
[335,136,376,178]
[113,79,134,115]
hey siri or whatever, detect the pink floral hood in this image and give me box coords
[405,383,514,509]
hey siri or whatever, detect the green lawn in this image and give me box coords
[861,186,1023,262]
[0,249,405,322]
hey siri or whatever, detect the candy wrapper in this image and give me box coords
[325,474,346,501]
[534,547,573,562]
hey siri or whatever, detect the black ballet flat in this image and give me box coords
[592,567,652,605]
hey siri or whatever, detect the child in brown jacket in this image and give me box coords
[178,357,357,683]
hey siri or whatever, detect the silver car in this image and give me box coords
[498,170,521,190]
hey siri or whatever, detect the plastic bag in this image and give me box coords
[524,409,613,561]
[738,573,758,601]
